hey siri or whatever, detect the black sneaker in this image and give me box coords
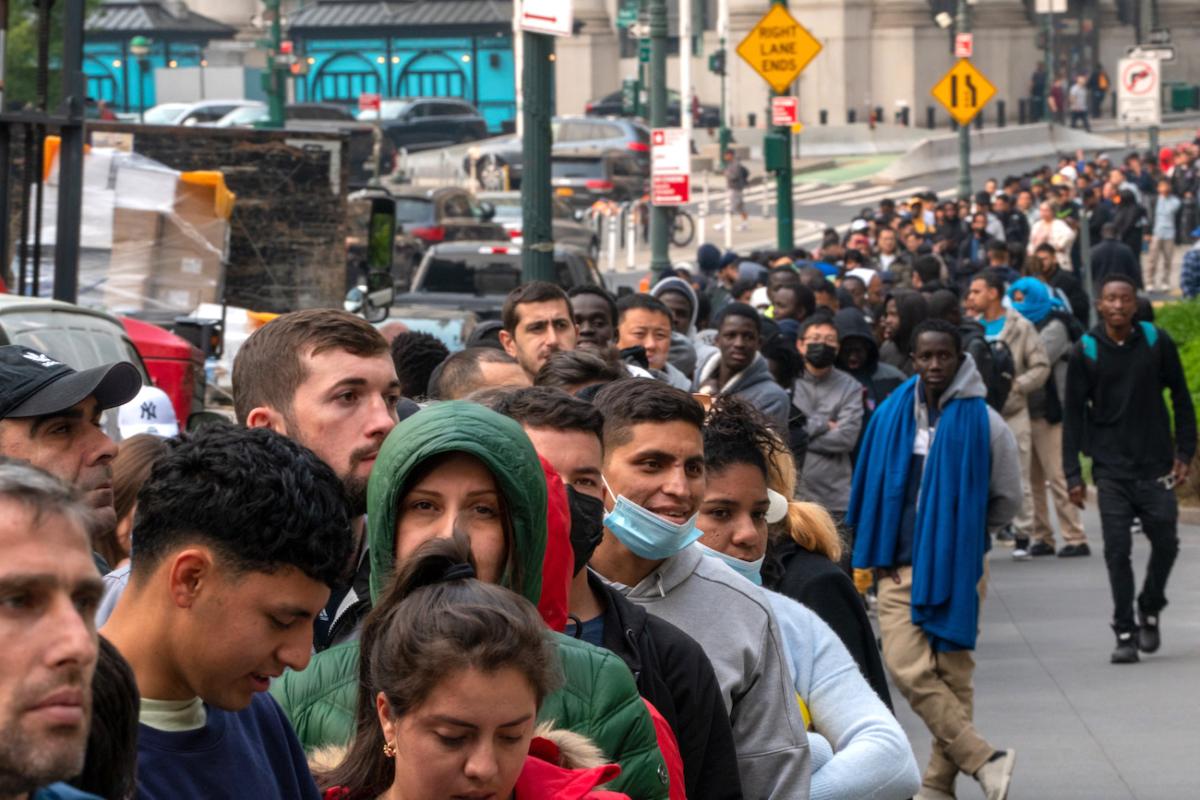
[1111,631,1139,664]
[1029,542,1056,557]
[995,527,1016,546]
[1057,543,1091,557]
[1138,612,1160,653]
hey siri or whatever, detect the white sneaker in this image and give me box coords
[736,222,749,231]
[1012,546,1031,561]
[713,221,726,230]
[975,750,1016,800]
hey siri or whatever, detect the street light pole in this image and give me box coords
[717,0,730,157]
[129,36,151,122]
[648,0,669,278]
[521,30,555,282]
[956,0,970,201]
[770,0,793,251]
[265,0,285,127]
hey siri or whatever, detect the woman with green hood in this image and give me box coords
[271,401,669,800]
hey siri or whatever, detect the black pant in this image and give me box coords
[1096,478,1179,633]
[1069,110,1090,131]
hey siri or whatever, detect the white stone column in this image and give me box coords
[555,0,620,114]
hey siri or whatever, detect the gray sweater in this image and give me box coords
[607,547,812,800]
[693,351,792,434]
[792,367,864,511]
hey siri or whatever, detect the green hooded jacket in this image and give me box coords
[270,402,668,799]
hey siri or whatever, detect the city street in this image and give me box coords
[892,507,1200,799]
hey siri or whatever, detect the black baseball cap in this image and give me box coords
[0,345,142,420]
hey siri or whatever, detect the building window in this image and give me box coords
[311,52,382,101]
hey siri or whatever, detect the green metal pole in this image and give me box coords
[648,0,670,278]
[956,0,971,201]
[267,0,284,127]
[770,0,793,250]
[521,31,556,282]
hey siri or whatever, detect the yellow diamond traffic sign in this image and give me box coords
[736,5,822,94]
[931,58,996,126]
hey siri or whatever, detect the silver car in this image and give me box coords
[477,191,599,259]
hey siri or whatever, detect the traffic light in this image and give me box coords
[708,49,725,76]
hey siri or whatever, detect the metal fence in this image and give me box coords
[1,0,86,302]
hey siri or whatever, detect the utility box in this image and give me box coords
[763,132,789,172]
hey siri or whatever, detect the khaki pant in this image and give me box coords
[878,565,994,792]
[1004,408,1034,539]
[1030,417,1087,546]
[1146,237,1177,291]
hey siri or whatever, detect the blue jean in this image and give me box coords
[1096,477,1179,633]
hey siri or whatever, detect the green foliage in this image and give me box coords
[1155,300,1200,411]
[5,0,103,110]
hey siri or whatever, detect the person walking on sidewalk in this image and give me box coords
[1062,274,1196,664]
[1146,178,1183,293]
[1007,278,1089,557]
[849,318,1022,800]
[1068,75,1091,131]
[966,271,1051,561]
[717,150,749,232]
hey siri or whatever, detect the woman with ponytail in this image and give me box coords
[763,435,894,709]
[317,533,629,800]
[695,398,919,800]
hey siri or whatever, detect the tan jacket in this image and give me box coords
[999,311,1051,418]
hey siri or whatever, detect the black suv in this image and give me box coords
[357,98,489,152]
[551,150,648,211]
[586,89,721,128]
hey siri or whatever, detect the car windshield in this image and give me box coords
[417,254,524,295]
[214,105,267,127]
[358,100,411,121]
[552,160,606,179]
[395,198,435,224]
[143,104,189,124]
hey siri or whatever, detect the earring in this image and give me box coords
[383,741,396,758]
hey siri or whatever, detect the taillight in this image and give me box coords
[508,229,522,239]
[411,225,446,243]
[627,141,649,153]
[585,102,594,112]
[585,179,614,191]
[479,246,512,254]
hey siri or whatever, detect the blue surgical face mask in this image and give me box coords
[694,541,765,585]
[601,476,703,560]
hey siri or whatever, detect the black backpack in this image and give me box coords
[960,322,1015,412]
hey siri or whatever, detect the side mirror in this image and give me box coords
[478,200,496,221]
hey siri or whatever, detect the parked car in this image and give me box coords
[213,101,395,187]
[585,89,721,128]
[142,99,256,126]
[355,98,488,153]
[0,294,153,436]
[394,242,606,319]
[463,116,649,191]
[551,150,648,211]
[477,191,599,258]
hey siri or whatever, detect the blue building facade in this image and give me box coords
[84,1,234,113]
[289,1,515,132]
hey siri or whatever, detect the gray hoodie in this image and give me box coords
[650,276,719,378]
[693,350,792,433]
[915,353,1023,533]
[792,366,864,512]
[609,546,812,800]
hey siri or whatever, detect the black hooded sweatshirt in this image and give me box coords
[834,307,906,411]
[1063,322,1195,487]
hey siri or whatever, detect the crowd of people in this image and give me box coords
[0,143,1196,800]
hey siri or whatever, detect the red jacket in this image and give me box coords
[516,736,630,799]
[537,455,573,633]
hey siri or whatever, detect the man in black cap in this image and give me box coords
[0,345,141,538]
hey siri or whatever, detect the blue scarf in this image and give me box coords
[848,375,991,651]
[1008,276,1060,324]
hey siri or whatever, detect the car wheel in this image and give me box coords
[476,154,508,191]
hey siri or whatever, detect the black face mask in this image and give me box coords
[566,485,606,576]
[805,342,838,369]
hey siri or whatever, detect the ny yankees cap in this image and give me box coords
[118,385,179,439]
[0,345,142,421]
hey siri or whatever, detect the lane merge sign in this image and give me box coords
[931,58,996,127]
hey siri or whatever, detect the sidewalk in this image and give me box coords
[891,507,1200,799]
